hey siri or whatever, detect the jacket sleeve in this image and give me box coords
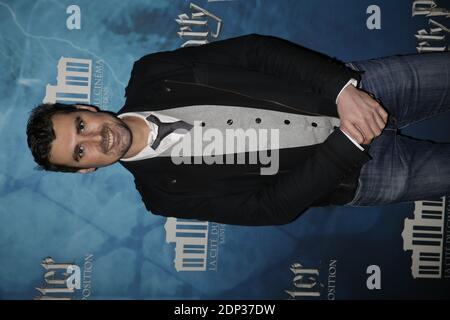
[147,129,372,226]
[131,33,362,103]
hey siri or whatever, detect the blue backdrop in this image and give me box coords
[0,0,449,299]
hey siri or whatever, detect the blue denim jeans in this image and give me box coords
[343,51,450,206]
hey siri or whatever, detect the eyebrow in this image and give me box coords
[72,116,81,162]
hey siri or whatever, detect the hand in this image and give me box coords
[336,85,388,145]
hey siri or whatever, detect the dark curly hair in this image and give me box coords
[26,103,81,173]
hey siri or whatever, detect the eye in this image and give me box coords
[78,145,85,159]
[79,120,85,132]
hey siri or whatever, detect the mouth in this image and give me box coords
[107,127,114,152]
[103,126,114,154]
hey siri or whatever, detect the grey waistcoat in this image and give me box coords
[156,105,341,157]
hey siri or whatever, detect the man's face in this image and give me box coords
[49,106,132,172]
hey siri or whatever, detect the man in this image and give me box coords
[26,34,450,226]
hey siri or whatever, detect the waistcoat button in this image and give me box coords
[227,119,233,125]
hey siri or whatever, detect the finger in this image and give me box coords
[376,106,389,124]
[366,96,387,131]
[366,93,387,118]
[366,92,381,107]
[373,112,386,135]
[342,124,365,145]
[368,118,383,139]
[355,121,375,144]
[369,109,385,132]
[356,126,371,145]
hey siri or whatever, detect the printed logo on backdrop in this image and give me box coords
[66,5,81,30]
[33,254,94,300]
[43,57,109,109]
[284,259,337,300]
[176,2,223,47]
[165,218,225,271]
[366,5,381,30]
[412,0,450,52]
[402,196,450,280]
[366,265,382,290]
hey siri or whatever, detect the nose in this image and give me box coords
[79,131,103,146]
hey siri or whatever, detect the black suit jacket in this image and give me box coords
[119,34,372,226]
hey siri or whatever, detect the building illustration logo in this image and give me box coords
[165,218,225,272]
[165,218,209,271]
[44,57,92,105]
[402,196,450,279]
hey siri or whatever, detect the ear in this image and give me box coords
[75,104,98,112]
[77,167,97,174]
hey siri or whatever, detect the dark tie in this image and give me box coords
[146,114,193,150]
